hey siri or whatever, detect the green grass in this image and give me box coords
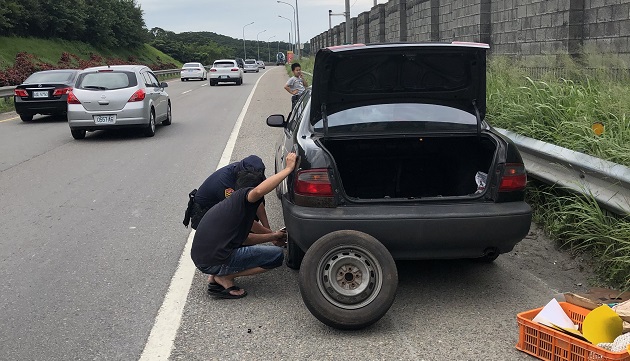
[0,36,182,69]
[0,97,14,113]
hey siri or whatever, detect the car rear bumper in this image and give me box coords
[67,103,149,130]
[181,71,205,78]
[244,67,259,72]
[281,197,532,260]
[210,74,240,81]
[15,98,67,115]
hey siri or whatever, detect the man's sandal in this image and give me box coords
[207,282,223,294]
[213,286,247,299]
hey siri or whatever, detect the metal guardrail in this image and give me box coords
[497,128,630,216]
[0,86,16,100]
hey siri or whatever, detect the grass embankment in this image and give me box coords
[285,58,313,84]
[487,57,630,289]
[0,36,181,69]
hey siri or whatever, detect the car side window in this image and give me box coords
[141,72,153,87]
[287,92,310,133]
[147,72,160,87]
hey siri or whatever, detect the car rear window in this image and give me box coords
[76,71,137,90]
[24,71,75,84]
[183,63,201,68]
[314,103,477,133]
[214,62,235,68]
[245,60,256,64]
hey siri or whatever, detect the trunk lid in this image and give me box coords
[310,43,488,134]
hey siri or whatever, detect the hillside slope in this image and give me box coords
[0,36,181,70]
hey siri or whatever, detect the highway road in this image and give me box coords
[0,66,594,361]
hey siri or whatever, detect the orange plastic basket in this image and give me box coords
[516,302,630,361]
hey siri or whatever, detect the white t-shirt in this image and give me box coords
[286,76,305,95]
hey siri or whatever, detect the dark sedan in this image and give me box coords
[14,69,80,122]
[266,43,532,330]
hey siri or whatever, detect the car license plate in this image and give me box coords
[33,91,48,98]
[188,69,195,72]
[93,115,116,124]
[220,75,227,79]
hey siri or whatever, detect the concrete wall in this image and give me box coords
[309,0,630,63]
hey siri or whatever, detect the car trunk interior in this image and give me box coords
[322,135,497,199]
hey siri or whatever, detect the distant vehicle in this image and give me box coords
[243,59,259,73]
[256,60,265,69]
[276,52,286,65]
[180,62,207,81]
[209,59,243,86]
[234,58,245,69]
[67,65,171,140]
[14,69,80,122]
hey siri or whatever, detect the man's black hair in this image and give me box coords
[291,62,301,71]
[235,170,266,190]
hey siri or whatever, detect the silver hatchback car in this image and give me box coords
[67,65,171,139]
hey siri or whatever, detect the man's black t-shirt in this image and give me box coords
[194,155,265,209]
[191,188,263,267]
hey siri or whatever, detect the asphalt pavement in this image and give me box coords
[0,71,268,360]
[0,66,595,361]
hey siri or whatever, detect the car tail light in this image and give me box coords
[128,89,146,102]
[295,169,333,197]
[499,163,527,192]
[14,89,28,97]
[53,87,72,96]
[231,68,239,71]
[210,68,217,72]
[67,91,81,104]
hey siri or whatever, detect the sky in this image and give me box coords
[136,0,380,45]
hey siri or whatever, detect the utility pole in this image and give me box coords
[345,0,351,44]
[295,0,301,59]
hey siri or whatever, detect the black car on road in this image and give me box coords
[14,69,80,122]
[266,43,532,330]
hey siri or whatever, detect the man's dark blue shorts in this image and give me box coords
[197,245,284,276]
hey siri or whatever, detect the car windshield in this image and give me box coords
[24,71,75,84]
[245,60,256,64]
[214,62,235,68]
[76,71,137,90]
[313,103,478,133]
[183,63,200,68]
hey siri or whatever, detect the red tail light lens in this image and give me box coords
[231,68,239,71]
[499,163,527,192]
[53,87,72,96]
[14,89,28,97]
[128,89,146,102]
[210,68,217,72]
[67,91,81,104]
[295,169,333,197]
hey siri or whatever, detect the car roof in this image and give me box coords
[30,69,80,73]
[324,42,490,53]
[82,65,149,72]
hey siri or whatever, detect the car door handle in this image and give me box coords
[98,100,109,105]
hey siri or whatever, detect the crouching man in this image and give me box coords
[190,153,297,299]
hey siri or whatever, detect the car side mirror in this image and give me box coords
[266,114,285,127]
[160,82,168,88]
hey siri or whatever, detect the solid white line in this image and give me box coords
[201,84,208,87]
[138,69,272,361]
[181,90,192,95]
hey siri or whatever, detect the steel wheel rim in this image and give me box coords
[316,244,383,310]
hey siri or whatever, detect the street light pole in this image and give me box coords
[267,35,276,63]
[345,0,351,44]
[277,1,297,59]
[242,22,254,59]
[329,9,344,30]
[278,15,293,54]
[295,0,301,59]
[257,30,267,60]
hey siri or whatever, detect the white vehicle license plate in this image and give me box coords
[93,115,116,124]
[188,69,195,72]
[33,91,48,98]
[219,75,228,79]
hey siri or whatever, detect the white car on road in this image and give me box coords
[243,59,259,73]
[209,59,243,86]
[180,62,207,81]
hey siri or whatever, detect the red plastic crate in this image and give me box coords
[516,302,630,361]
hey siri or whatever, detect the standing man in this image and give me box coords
[191,153,298,299]
[184,155,270,233]
[284,62,308,109]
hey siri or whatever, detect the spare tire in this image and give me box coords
[298,230,398,330]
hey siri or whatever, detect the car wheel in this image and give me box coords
[144,110,156,137]
[299,230,398,330]
[209,80,215,86]
[71,129,86,140]
[475,248,500,263]
[180,78,184,82]
[162,102,172,125]
[20,114,33,122]
[286,235,305,270]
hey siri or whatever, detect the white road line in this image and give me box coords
[201,84,208,87]
[138,69,272,361]
[181,90,192,95]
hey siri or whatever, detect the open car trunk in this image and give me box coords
[322,135,497,200]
